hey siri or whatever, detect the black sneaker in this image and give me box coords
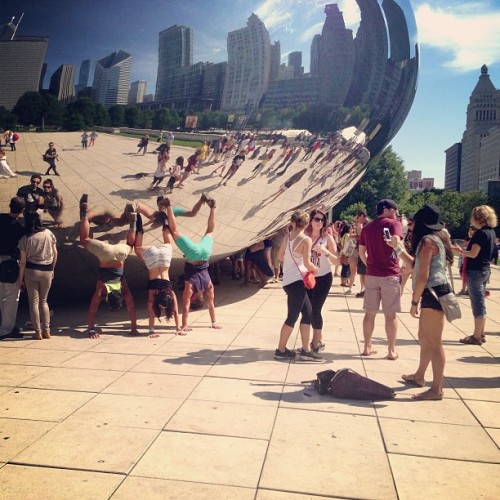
[310,341,326,353]
[298,348,323,362]
[355,291,365,298]
[274,348,296,360]
[79,194,88,219]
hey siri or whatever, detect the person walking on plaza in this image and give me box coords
[305,209,338,353]
[359,199,403,360]
[79,194,138,338]
[8,131,17,151]
[149,145,169,190]
[43,142,60,176]
[388,204,453,400]
[137,134,149,155]
[89,131,98,146]
[81,131,89,149]
[18,212,58,340]
[274,210,320,361]
[0,148,17,178]
[218,151,246,186]
[0,197,25,341]
[454,205,497,345]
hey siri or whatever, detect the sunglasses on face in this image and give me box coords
[43,185,52,189]
[31,181,41,184]
[313,217,325,222]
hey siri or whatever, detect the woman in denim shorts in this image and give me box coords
[454,205,497,345]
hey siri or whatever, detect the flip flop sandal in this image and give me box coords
[459,335,482,345]
[402,374,425,387]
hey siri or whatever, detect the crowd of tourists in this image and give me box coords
[0,132,498,403]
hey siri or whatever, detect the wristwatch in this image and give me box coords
[411,300,419,306]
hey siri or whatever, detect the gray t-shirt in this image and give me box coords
[18,230,56,265]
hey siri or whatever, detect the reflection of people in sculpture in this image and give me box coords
[160,195,221,333]
[79,194,138,339]
[262,168,307,206]
[218,151,245,186]
[127,210,181,337]
[275,147,302,177]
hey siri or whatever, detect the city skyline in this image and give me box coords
[4,0,500,188]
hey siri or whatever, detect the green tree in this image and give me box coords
[0,106,18,129]
[64,111,86,131]
[339,201,368,222]
[108,105,125,127]
[93,104,109,126]
[13,92,46,126]
[41,92,65,127]
[334,146,409,217]
[66,98,97,128]
[137,110,153,129]
[125,107,139,128]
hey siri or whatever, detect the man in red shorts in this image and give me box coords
[359,199,403,360]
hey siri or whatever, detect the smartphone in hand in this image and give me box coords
[383,228,391,241]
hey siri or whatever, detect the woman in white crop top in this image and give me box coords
[305,209,338,353]
[274,211,319,362]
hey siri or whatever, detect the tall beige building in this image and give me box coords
[222,14,271,112]
[478,128,500,192]
[459,65,500,192]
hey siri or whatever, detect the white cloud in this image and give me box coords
[255,0,294,30]
[300,21,323,43]
[414,1,500,71]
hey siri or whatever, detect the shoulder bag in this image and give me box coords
[289,236,316,289]
[427,286,462,322]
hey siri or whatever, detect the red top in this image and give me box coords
[359,217,403,276]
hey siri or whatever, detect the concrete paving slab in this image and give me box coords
[380,418,500,462]
[0,388,94,421]
[0,363,49,386]
[0,418,55,462]
[463,400,500,428]
[102,372,202,399]
[21,366,123,392]
[132,431,268,487]
[1,347,78,367]
[131,353,216,376]
[14,419,159,473]
[113,476,255,499]
[165,399,277,439]
[60,351,147,371]
[390,454,500,500]
[260,408,397,498]
[256,491,333,500]
[0,464,123,500]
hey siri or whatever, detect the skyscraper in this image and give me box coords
[49,64,76,102]
[444,143,462,192]
[318,4,355,107]
[223,13,271,112]
[270,41,281,81]
[155,25,193,101]
[79,59,92,86]
[128,80,147,104]
[92,50,132,107]
[310,35,321,77]
[288,51,303,78]
[0,18,48,110]
[460,65,500,192]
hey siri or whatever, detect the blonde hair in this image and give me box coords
[290,210,309,228]
[472,205,498,228]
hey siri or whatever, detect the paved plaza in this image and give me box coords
[0,133,499,498]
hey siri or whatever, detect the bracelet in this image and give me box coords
[411,300,419,306]
[395,244,403,255]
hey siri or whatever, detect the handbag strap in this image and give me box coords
[288,235,306,279]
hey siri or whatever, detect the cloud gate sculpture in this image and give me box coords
[4,0,418,298]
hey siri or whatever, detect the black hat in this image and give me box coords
[376,199,398,214]
[414,204,444,230]
[408,212,416,220]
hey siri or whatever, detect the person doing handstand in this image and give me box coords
[127,210,181,337]
[158,195,221,334]
[79,194,138,339]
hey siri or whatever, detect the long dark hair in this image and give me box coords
[412,223,454,265]
[153,289,174,321]
[305,209,327,237]
[24,212,45,236]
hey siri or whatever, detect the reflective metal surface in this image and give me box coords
[2,0,418,297]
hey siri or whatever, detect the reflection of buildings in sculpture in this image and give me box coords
[202,62,228,111]
[169,62,204,100]
[262,77,321,108]
[155,25,193,101]
[49,64,76,102]
[92,50,132,107]
[0,19,48,110]
[444,143,462,191]
[128,80,147,104]
[318,4,354,107]
[270,41,281,81]
[75,59,92,96]
[222,13,271,112]
[459,65,500,193]
[345,0,387,107]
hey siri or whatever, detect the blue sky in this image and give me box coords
[6,0,500,187]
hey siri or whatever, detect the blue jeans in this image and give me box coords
[467,268,490,318]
